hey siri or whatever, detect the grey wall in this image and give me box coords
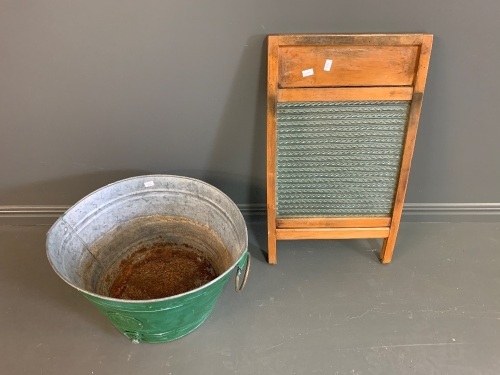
[1,0,499,212]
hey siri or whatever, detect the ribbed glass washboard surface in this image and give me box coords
[276,101,410,217]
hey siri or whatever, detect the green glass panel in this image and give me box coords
[276,101,410,217]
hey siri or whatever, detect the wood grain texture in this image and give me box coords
[279,46,419,88]
[380,35,433,263]
[267,36,279,264]
[276,227,390,240]
[414,35,433,94]
[274,34,427,46]
[379,36,432,263]
[380,94,424,264]
[276,217,391,229]
[278,87,413,102]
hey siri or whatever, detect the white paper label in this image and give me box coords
[144,181,155,187]
[302,68,314,77]
[324,59,333,71]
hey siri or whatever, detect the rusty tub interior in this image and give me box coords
[85,216,233,300]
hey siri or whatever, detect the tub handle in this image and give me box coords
[235,252,251,292]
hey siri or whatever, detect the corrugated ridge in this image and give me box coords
[276,101,410,217]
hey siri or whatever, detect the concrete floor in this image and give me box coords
[1,221,500,374]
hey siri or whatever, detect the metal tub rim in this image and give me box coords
[46,174,249,304]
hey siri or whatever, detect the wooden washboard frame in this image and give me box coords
[267,34,432,264]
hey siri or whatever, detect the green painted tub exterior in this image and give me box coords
[83,251,249,343]
[46,175,249,343]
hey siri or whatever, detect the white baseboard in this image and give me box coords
[0,205,69,225]
[1,203,500,225]
[402,203,500,222]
